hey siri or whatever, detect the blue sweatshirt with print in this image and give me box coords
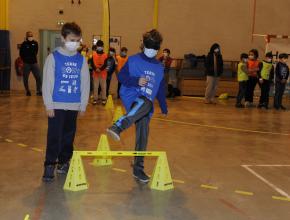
[117,52,168,114]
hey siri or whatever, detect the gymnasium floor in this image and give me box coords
[0,94,290,220]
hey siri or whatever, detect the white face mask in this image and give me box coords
[28,37,33,41]
[144,47,158,58]
[214,48,219,53]
[248,55,254,60]
[65,41,80,52]
[109,51,115,56]
[97,47,103,52]
[163,52,168,57]
[243,58,248,63]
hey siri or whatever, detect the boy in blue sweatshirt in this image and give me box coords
[107,29,168,183]
[42,22,90,182]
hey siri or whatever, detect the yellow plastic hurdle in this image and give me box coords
[63,150,174,192]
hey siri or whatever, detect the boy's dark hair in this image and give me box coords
[121,47,128,52]
[163,48,171,54]
[109,47,116,53]
[240,53,248,60]
[279,53,289,59]
[143,29,163,50]
[265,52,273,58]
[96,40,104,47]
[249,49,259,58]
[61,22,82,38]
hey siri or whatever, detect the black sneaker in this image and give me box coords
[42,165,55,182]
[36,91,42,96]
[26,91,31,96]
[56,162,70,174]
[92,100,97,105]
[106,125,121,141]
[281,105,287,110]
[235,103,245,108]
[102,99,107,105]
[133,169,150,184]
[257,104,263,109]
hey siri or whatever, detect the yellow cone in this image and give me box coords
[63,152,88,191]
[150,152,174,191]
[24,214,30,220]
[105,95,114,110]
[113,106,124,123]
[91,134,113,167]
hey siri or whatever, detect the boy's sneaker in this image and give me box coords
[133,169,150,184]
[26,90,32,96]
[235,103,244,108]
[281,105,287,110]
[257,104,263,108]
[107,125,121,141]
[36,91,42,96]
[42,165,56,182]
[56,162,70,174]
[92,100,97,105]
[102,100,107,105]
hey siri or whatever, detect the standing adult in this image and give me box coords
[204,43,223,104]
[20,31,42,96]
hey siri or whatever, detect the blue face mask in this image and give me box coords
[144,47,158,58]
[97,47,103,52]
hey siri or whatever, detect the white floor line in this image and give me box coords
[243,165,290,167]
[242,165,290,199]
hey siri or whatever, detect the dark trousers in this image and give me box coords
[106,74,112,97]
[117,82,121,98]
[274,81,286,108]
[116,96,153,170]
[245,77,258,103]
[236,81,247,104]
[23,63,42,92]
[44,110,78,166]
[259,80,271,106]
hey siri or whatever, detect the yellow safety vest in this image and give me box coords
[261,61,273,80]
[237,62,248,82]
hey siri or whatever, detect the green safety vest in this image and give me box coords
[237,63,248,82]
[261,61,273,80]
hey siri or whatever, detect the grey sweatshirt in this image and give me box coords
[42,47,90,111]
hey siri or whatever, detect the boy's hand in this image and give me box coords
[259,78,263,84]
[138,77,148,86]
[96,68,101,73]
[47,110,55,118]
[79,111,85,117]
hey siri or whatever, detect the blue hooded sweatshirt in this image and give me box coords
[118,52,168,114]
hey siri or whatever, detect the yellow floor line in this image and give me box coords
[200,184,218,190]
[153,118,290,136]
[5,139,13,143]
[272,196,290,202]
[18,143,28,147]
[173,179,185,184]
[112,168,127,173]
[31,148,43,152]
[235,190,254,196]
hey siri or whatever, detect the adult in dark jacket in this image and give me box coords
[20,31,42,96]
[204,43,223,104]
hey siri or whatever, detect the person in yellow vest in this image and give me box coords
[257,52,274,109]
[116,47,128,98]
[236,53,249,108]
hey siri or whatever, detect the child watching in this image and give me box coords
[42,22,90,182]
[274,53,289,110]
[105,47,117,97]
[236,53,249,108]
[116,47,128,98]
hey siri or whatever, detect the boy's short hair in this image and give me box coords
[240,53,248,60]
[279,53,289,59]
[96,40,104,47]
[163,48,171,54]
[249,49,259,58]
[143,29,163,50]
[61,22,82,38]
[265,52,273,58]
[109,47,116,53]
[121,47,128,52]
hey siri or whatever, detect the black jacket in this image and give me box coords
[275,62,289,82]
[20,40,38,64]
[205,43,223,77]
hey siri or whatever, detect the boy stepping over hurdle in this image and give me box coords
[107,29,168,183]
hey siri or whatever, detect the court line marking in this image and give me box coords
[112,168,127,173]
[242,165,290,199]
[153,118,290,136]
[18,143,28,147]
[173,179,185,184]
[200,184,218,190]
[31,148,43,152]
[272,196,290,202]
[235,190,254,196]
[5,139,13,143]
